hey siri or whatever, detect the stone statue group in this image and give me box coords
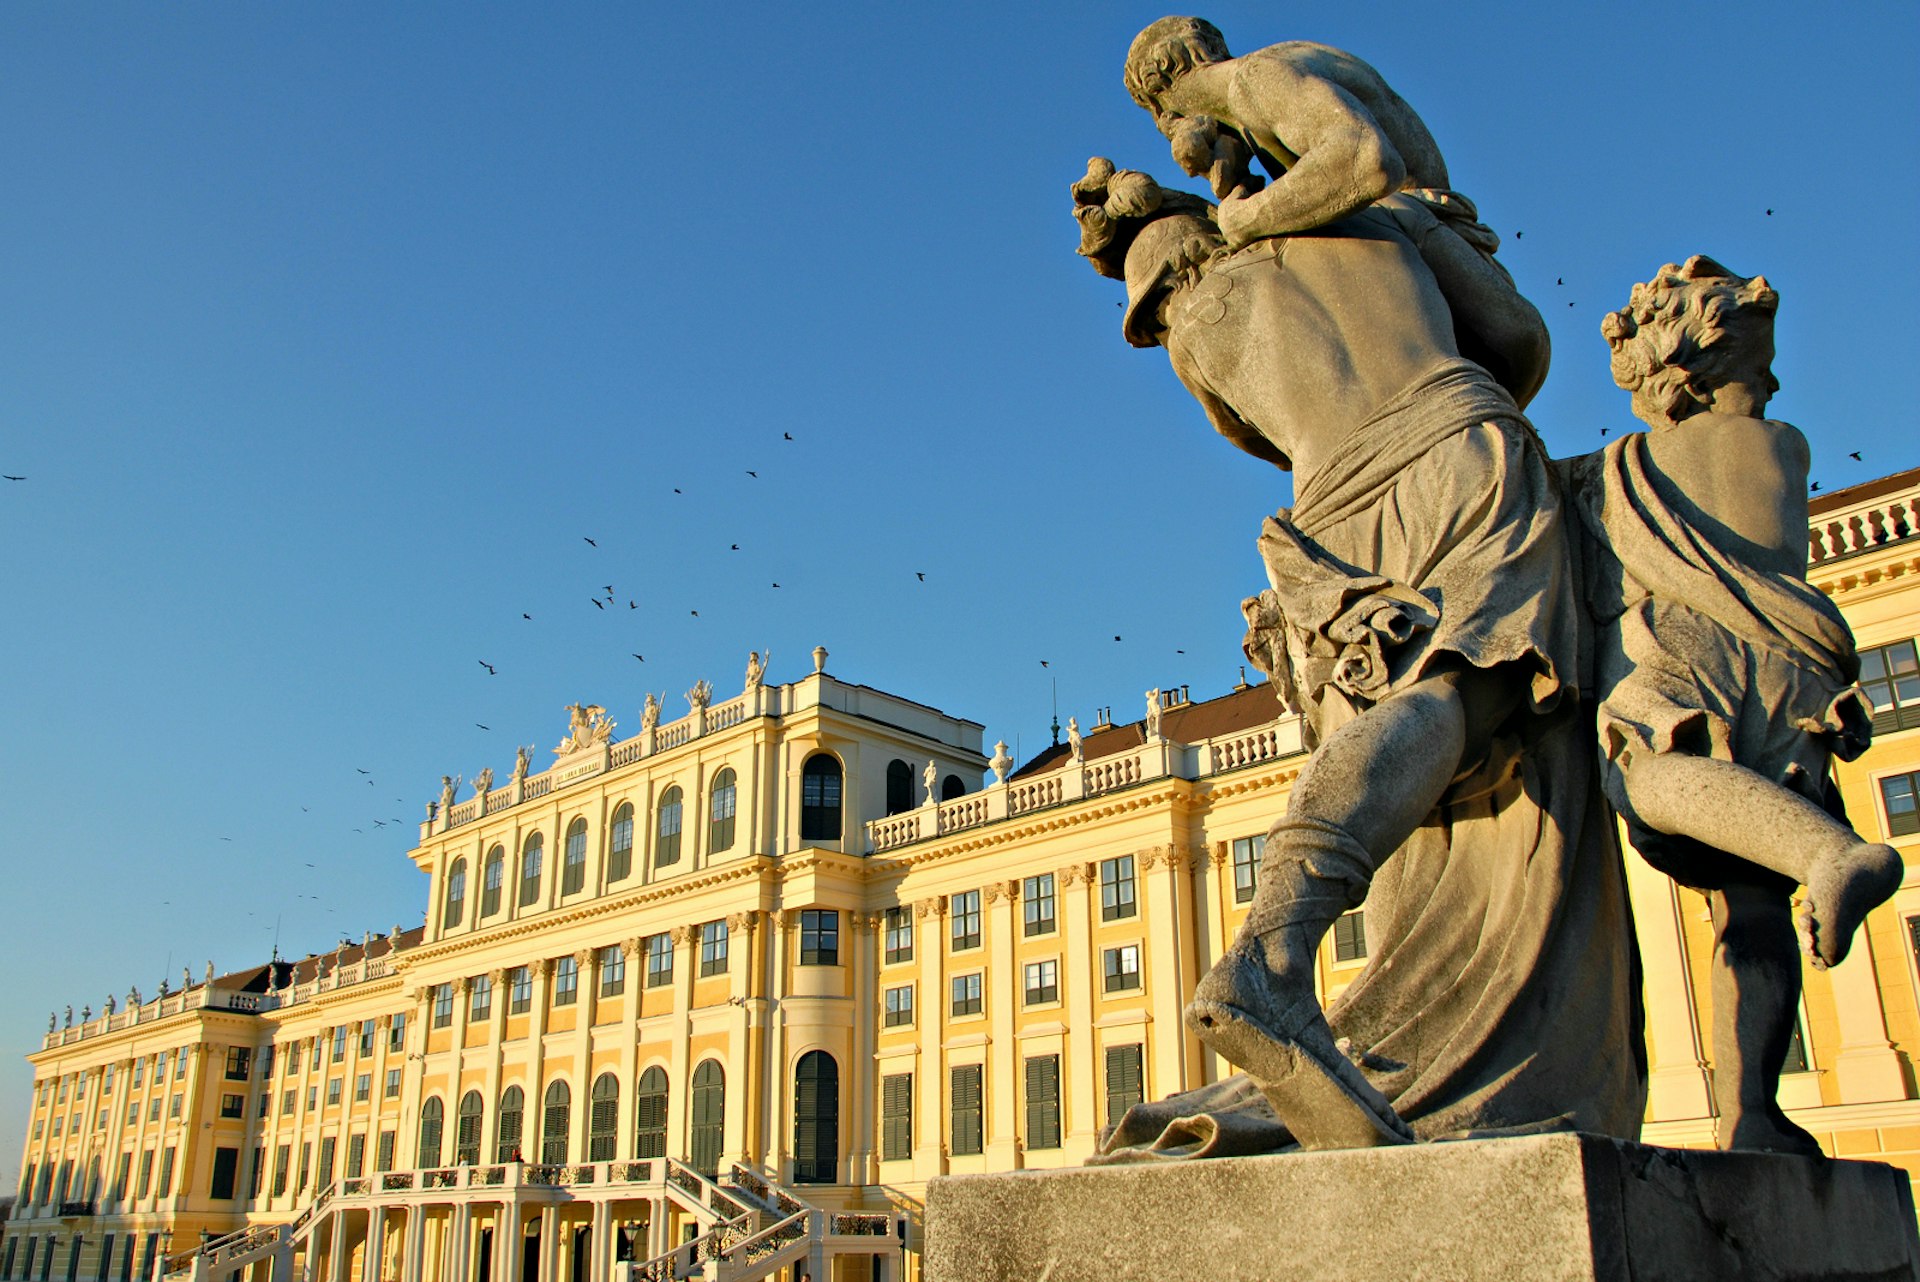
[1079,18,1901,1162]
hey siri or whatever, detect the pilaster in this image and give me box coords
[911,898,947,1181]
[1058,863,1097,1153]
[984,882,1020,1169]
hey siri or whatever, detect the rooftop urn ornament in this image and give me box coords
[744,649,769,693]
[811,644,828,674]
[473,766,493,795]
[1067,716,1084,763]
[554,702,615,757]
[990,740,1013,783]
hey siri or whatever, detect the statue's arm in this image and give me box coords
[1216,58,1407,247]
[1378,197,1551,407]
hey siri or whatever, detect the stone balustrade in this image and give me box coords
[1809,476,1920,565]
[864,713,1309,854]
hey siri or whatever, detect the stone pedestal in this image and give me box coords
[923,1134,1920,1281]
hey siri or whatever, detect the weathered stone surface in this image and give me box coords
[924,1134,1920,1281]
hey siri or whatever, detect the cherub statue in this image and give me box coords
[744,650,769,692]
[1067,717,1084,763]
[474,766,494,795]
[1574,256,1902,1155]
[1145,688,1164,739]
[641,693,662,731]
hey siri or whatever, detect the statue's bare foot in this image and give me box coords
[1185,940,1414,1149]
[1799,842,1902,970]
[1721,1105,1824,1158]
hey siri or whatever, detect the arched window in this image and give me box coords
[942,774,965,801]
[541,1081,571,1165]
[495,1086,524,1164]
[588,1074,619,1161]
[800,755,842,842]
[442,858,467,930]
[633,1067,669,1159]
[418,1096,445,1169]
[519,833,544,908]
[885,760,913,816]
[655,787,683,866]
[482,846,505,917]
[608,804,635,882]
[455,1091,483,1165]
[562,818,588,895]
[793,1051,839,1184]
[689,1061,725,1177]
[708,769,737,853]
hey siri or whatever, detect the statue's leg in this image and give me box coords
[1707,882,1824,1156]
[1186,660,1520,1148]
[1614,755,1900,969]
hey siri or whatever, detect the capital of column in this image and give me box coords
[725,911,758,934]
[1056,862,1090,889]
[487,969,509,987]
[670,926,693,946]
[530,958,553,978]
[454,977,472,995]
[620,938,643,959]
[1209,843,1230,869]
[572,948,594,969]
[983,879,1020,905]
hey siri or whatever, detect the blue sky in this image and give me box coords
[1,1,1915,1180]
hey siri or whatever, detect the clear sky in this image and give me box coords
[1,0,1915,1182]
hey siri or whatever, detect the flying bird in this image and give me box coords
[478,660,496,675]
[916,572,925,581]
[1601,427,1609,437]
[1,475,23,482]
[220,837,233,842]
[304,863,316,869]
[373,820,387,828]
[1114,635,1122,641]
[771,582,781,589]
[673,488,682,494]
[583,537,597,547]
[690,610,699,617]
[1040,660,1050,668]
[476,724,489,731]
[1514,230,1523,239]
[1811,481,1822,492]
[628,600,637,609]
[592,598,605,610]
[603,585,613,593]
[631,654,646,662]
[1176,649,1185,654]
[1766,209,1774,216]
[1850,451,1862,461]
[746,471,758,478]
[356,768,370,775]
[522,613,532,620]
[1567,302,1574,307]
[730,544,739,551]
[1556,277,1563,286]
[783,432,793,441]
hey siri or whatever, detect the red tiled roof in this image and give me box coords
[1009,682,1283,779]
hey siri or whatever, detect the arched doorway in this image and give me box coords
[792,1050,839,1184]
[689,1061,725,1177]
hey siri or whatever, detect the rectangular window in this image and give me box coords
[175,1052,187,1081]
[1231,836,1259,904]
[111,1154,130,1203]
[280,1089,295,1115]
[358,1021,375,1058]
[136,1152,153,1200]
[800,910,839,965]
[306,1086,317,1110]
[346,1133,366,1180]
[609,808,634,882]
[1332,911,1368,963]
[509,967,532,1015]
[470,975,493,1021]
[600,945,626,997]
[257,1094,269,1118]
[433,984,455,1027]
[157,1148,175,1198]
[1105,1044,1145,1125]
[1100,855,1137,921]
[325,1079,342,1107]
[1859,639,1920,735]
[316,1137,335,1185]
[1023,960,1059,1006]
[384,1070,401,1099]
[208,1148,238,1201]
[375,1131,395,1173]
[223,1047,251,1081]
[219,1094,244,1119]
[1023,874,1056,936]
[131,1060,144,1089]
[950,891,982,951]
[950,973,983,1017]
[881,1073,912,1162]
[168,1094,181,1120]
[553,957,579,1005]
[645,934,674,988]
[279,1046,293,1074]
[1024,1054,1062,1150]
[883,906,913,963]
[388,1014,406,1053]
[248,1147,265,1200]
[699,922,729,977]
[332,1026,348,1062]
[259,1045,274,1080]
[950,1065,983,1157]
[1882,771,1920,839]
[271,1145,289,1198]
[297,1142,310,1195]
[1103,945,1141,993]
[883,985,914,1028]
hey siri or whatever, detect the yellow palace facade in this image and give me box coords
[9,468,1920,1282]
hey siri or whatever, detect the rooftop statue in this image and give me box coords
[1570,257,1900,1155]
[1080,17,1641,1156]
[511,744,532,781]
[744,649,769,692]
[553,702,614,757]
[473,766,494,795]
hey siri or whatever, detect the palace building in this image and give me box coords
[8,468,1920,1282]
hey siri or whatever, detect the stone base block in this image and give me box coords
[923,1133,1920,1281]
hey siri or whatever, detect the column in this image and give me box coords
[844,913,879,1185]
[535,1208,557,1282]
[983,884,1019,1169]
[666,928,696,1159]
[1199,845,1230,1084]
[568,950,596,1163]
[1057,863,1097,1153]
[1828,922,1908,1103]
[526,962,553,1157]
[500,1205,523,1282]
[401,1208,426,1282]
[1623,857,1714,1121]
[450,980,474,1122]
[588,1202,611,1282]
[763,912,791,1178]
[1142,846,1198,1096]
[361,1208,386,1282]
[399,990,433,1167]
[479,971,509,1165]
[329,1210,349,1282]
[910,898,946,1180]
[720,914,757,1171]
[614,941,643,1161]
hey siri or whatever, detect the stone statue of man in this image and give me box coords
[744,650,768,692]
[1067,717,1084,763]
[924,759,939,803]
[1145,689,1164,739]
[438,774,460,815]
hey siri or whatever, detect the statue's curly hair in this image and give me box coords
[1601,255,1779,423]
[1124,16,1231,113]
